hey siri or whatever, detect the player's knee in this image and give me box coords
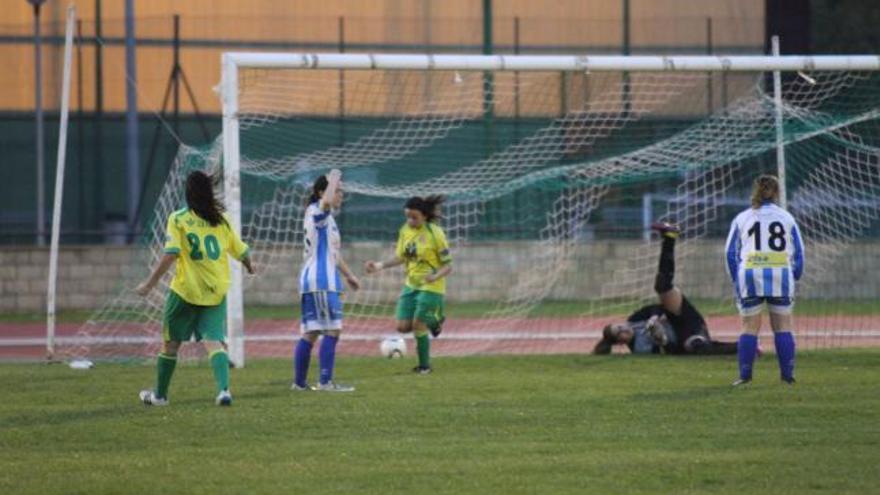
[396,321,413,333]
[303,331,320,343]
[202,340,224,353]
[654,274,673,294]
[162,341,181,355]
[740,314,761,334]
[769,313,792,333]
[412,319,430,337]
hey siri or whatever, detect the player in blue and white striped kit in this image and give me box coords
[725,175,804,385]
[292,169,361,392]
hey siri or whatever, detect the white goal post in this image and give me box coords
[218,51,880,367]
[46,5,76,361]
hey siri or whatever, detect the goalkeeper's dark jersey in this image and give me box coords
[625,295,708,354]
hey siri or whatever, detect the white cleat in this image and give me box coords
[291,382,315,391]
[215,390,233,406]
[139,390,169,406]
[316,382,355,393]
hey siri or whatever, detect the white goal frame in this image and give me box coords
[219,52,880,367]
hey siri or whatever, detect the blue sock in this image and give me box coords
[774,331,796,381]
[319,335,339,385]
[737,334,758,380]
[294,338,313,387]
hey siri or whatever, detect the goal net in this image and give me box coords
[63,54,880,363]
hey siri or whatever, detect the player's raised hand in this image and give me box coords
[328,168,342,182]
[364,260,380,274]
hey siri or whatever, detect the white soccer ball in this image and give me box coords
[68,359,94,370]
[379,337,407,359]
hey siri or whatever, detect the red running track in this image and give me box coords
[2,315,879,361]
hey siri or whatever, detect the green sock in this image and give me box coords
[415,333,431,369]
[210,349,230,393]
[156,353,177,399]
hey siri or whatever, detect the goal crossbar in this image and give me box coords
[222,52,880,72]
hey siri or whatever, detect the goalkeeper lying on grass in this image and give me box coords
[593,222,739,356]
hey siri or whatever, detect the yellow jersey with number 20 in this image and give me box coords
[395,222,452,295]
[163,208,250,306]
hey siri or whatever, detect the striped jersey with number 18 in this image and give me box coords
[725,201,804,300]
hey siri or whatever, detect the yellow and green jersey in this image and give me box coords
[395,221,452,295]
[163,208,250,306]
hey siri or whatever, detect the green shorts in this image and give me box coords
[162,290,226,342]
[395,286,445,331]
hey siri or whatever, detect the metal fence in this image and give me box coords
[0,13,764,244]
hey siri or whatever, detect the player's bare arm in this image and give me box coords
[319,169,342,211]
[337,255,360,290]
[364,256,404,274]
[423,263,452,283]
[134,253,178,296]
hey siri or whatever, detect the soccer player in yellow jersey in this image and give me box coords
[365,195,452,374]
[134,171,255,406]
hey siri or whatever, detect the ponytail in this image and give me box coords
[404,194,445,222]
[305,175,329,206]
[185,171,225,226]
[751,174,780,209]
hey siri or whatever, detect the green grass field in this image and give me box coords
[1,350,879,494]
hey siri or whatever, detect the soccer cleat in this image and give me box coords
[650,222,680,239]
[412,366,433,375]
[290,382,315,391]
[139,390,169,406]
[215,390,233,406]
[430,316,446,338]
[316,381,355,393]
[731,378,752,387]
[781,376,796,385]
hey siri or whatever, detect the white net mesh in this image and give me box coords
[62,59,880,361]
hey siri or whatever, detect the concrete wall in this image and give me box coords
[2,239,878,313]
[0,246,142,313]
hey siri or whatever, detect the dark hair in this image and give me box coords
[592,324,616,355]
[306,175,329,206]
[404,195,445,222]
[751,174,780,209]
[185,171,225,226]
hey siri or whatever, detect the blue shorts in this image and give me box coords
[300,291,343,333]
[737,296,793,316]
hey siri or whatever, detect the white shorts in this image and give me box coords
[736,296,794,317]
[300,292,343,333]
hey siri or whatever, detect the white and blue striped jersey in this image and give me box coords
[725,201,804,300]
[299,202,343,294]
